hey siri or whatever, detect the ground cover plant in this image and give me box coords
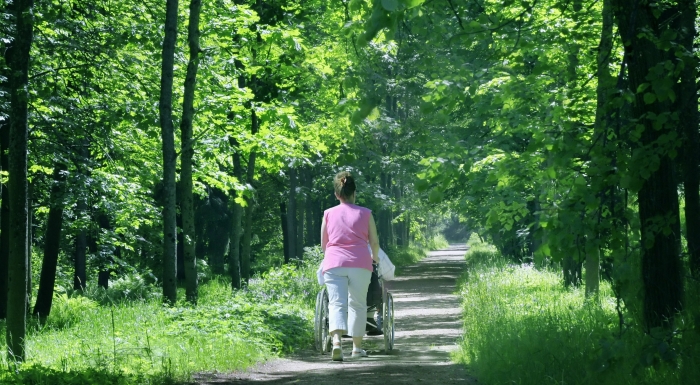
[457,235,700,385]
[0,242,431,384]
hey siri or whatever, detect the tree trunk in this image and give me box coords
[5,0,33,361]
[584,243,600,297]
[287,166,297,260]
[585,0,614,298]
[32,164,67,318]
[159,0,180,305]
[563,254,582,288]
[313,197,322,245]
[304,167,313,247]
[27,181,32,307]
[677,0,700,279]
[228,139,243,290]
[179,0,202,304]
[614,0,684,330]
[386,173,394,247]
[281,202,290,263]
[240,109,258,283]
[0,116,9,320]
[296,175,304,259]
[73,198,87,290]
[379,172,388,247]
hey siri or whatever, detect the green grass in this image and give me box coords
[456,235,700,385]
[0,252,321,384]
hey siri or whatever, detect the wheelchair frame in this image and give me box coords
[314,278,394,354]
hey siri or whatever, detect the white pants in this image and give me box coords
[324,267,372,337]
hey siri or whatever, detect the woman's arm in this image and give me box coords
[368,214,380,263]
[321,217,329,252]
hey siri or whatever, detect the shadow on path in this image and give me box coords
[194,244,476,385]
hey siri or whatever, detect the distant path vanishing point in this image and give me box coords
[194,244,477,385]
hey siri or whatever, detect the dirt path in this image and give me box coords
[194,245,476,384]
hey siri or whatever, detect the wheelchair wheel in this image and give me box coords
[383,289,395,352]
[314,288,331,354]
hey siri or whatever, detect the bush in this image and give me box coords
[45,294,99,330]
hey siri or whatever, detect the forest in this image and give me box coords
[1,0,699,384]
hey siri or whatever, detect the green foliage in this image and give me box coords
[457,238,700,385]
[44,294,99,330]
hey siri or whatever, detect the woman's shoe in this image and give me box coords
[331,343,343,361]
[351,349,368,359]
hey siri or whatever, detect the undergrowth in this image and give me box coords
[456,234,700,385]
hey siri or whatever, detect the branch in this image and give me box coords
[446,0,465,30]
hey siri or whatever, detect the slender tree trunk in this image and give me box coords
[313,198,322,245]
[32,164,67,318]
[677,0,700,279]
[563,254,582,288]
[584,242,600,297]
[159,0,179,305]
[379,172,387,247]
[287,166,297,259]
[179,0,202,304]
[0,117,9,319]
[585,0,614,297]
[386,173,394,247]
[5,0,33,361]
[614,0,684,330]
[281,202,290,263]
[296,199,304,258]
[73,198,87,290]
[27,181,32,307]
[228,139,243,289]
[240,110,258,283]
[304,167,313,247]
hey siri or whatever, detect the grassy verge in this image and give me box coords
[0,250,321,384]
[456,235,700,385]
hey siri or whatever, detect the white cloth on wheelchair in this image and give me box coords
[317,263,324,285]
[377,248,395,280]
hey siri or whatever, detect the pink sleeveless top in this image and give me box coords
[322,203,373,273]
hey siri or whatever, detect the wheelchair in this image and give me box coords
[314,265,395,353]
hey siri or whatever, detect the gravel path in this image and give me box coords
[194,245,477,384]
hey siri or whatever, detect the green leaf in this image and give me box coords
[381,0,398,11]
[644,92,656,104]
[428,188,444,203]
[636,83,650,93]
[401,0,424,8]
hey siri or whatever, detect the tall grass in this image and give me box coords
[456,235,699,385]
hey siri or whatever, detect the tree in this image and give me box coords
[677,0,700,279]
[613,0,684,331]
[5,0,34,362]
[180,0,203,304]
[159,0,180,304]
[228,139,244,289]
[32,164,67,318]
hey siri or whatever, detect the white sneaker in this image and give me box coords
[351,349,368,359]
[331,344,343,361]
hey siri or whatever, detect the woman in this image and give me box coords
[321,171,380,361]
